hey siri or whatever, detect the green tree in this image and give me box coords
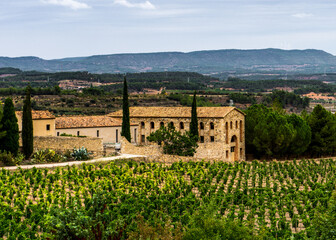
[0,98,19,156]
[147,124,198,156]
[22,85,34,159]
[0,101,6,140]
[286,114,311,157]
[190,91,199,139]
[121,76,131,142]
[307,104,336,157]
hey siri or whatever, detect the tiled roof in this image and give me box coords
[56,115,124,129]
[109,107,243,118]
[16,110,55,120]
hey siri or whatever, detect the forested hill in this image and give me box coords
[1,48,336,74]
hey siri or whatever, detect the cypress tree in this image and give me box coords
[190,91,199,139]
[22,85,34,158]
[121,76,131,142]
[0,98,19,155]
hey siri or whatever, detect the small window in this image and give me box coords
[116,129,118,143]
[231,146,235,152]
[141,135,145,143]
[97,130,99,137]
[200,136,204,143]
[169,122,174,128]
[141,122,145,129]
[77,131,80,137]
[57,132,60,136]
[180,122,184,130]
[210,122,214,130]
[200,122,204,130]
[134,129,137,143]
[240,148,243,157]
[210,136,215,142]
[236,121,238,129]
[160,122,164,128]
[46,124,50,131]
[230,121,233,129]
[150,122,155,129]
[226,150,229,158]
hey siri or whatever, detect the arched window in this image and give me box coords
[169,122,174,128]
[160,122,164,128]
[200,122,204,130]
[210,122,214,130]
[180,122,184,130]
[230,121,233,129]
[225,122,229,144]
[231,135,237,142]
[150,122,155,129]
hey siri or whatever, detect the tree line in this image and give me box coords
[246,104,336,159]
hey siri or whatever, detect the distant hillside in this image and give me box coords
[1,48,336,74]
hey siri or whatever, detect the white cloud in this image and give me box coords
[114,0,155,10]
[41,0,90,10]
[292,13,313,19]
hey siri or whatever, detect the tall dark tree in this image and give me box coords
[190,91,199,139]
[0,98,19,155]
[121,76,131,142]
[0,102,6,140]
[22,85,34,158]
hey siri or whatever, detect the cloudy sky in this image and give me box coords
[1,0,336,59]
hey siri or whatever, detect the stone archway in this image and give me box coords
[230,135,238,161]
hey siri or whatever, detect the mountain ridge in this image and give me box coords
[1,48,335,74]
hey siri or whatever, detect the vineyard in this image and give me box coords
[1,158,336,239]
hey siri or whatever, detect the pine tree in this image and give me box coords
[121,76,131,142]
[0,98,19,155]
[190,91,199,139]
[22,85,34,158]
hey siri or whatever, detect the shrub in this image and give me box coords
[31,149,66,164]
[0,151,23,166]
[71,147,90,161]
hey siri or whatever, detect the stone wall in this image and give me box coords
[34,136,104,154]
[120,136,163,159]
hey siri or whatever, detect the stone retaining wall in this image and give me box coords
[120,137,163,159]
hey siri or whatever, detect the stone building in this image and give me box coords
[55,115,138,144]
[16,110,56,137]
[109,107,245,161]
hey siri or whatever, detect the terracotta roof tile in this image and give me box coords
[56,115,124,129]
[109,107,242,118]
[16,110,55,120]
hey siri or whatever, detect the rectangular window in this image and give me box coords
[134,129,137,143]
[210,136,215,142]
[116,129,118,143]
[57,132,59,136]
[46,124,50,131]
[231,146,235,152]
[97,130,99,137]
[200,136,204,143]
[226,150,229,158]
[240,148,243,157]
[141,135,145,143]
[77,131,80,137]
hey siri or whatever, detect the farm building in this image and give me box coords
[109,107,245,161]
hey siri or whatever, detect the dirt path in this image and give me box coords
[1,154,146,170]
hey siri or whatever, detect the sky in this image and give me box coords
[1,0,336,59]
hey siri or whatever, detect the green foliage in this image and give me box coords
[43,190,126,240]
[168,93,219,106]
[147,124,198,156]
[190,92,199,139]
[71,147,90,160]
[0,102,6,140]
[287,114,311,156]
[31,149,66,163]
[0,98,19,156]
[229,93,256,104]
[307,104,336,157]
[0,150,23,166]
[307,192,336,240]
[22,85,34,159]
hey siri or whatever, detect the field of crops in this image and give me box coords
[1,159,335,239]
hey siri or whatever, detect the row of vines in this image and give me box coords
[0,159,335,239]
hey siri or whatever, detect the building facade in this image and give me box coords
[16,110,56,137]
[109,107,245,161]
[55,115,138,144]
